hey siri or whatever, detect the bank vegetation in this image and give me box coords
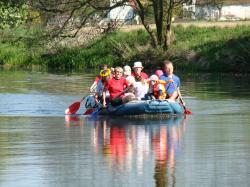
[0,24,249,73]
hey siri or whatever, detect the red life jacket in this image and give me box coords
[151,81,167,99]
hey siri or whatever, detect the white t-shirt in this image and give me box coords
[125,75,136,85]
[134,82,149,100]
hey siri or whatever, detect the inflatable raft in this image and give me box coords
[92,99,184,116]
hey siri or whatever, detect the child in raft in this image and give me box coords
[147,75,167,100]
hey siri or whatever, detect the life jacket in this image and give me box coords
[151,81,167,99]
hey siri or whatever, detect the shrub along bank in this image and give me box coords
[0,25,250,73]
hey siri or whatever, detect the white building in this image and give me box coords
[184,0,250,20]
[108,0,135,22]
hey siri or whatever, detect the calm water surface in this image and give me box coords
[0,70,250,187]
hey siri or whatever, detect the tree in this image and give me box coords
[131,0,191,49]
[212,0,224,19]
[5,0,193,50]
[28,0,125,37]
[26,0,193,49]
[0,1,28,29]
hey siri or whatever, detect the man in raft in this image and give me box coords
[160,60,186,106]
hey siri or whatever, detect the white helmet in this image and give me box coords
[149,75,159,81]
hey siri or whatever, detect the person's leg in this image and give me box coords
[122,93,136,103]
[110,97,123,106]
[168,91,178,101]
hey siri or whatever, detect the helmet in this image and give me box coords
[149,75,159,81]
[100,68,111,77]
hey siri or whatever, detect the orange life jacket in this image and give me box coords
[151,81,167,99]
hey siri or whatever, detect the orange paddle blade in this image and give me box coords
[83,108,94,115]
[184,108,192,115]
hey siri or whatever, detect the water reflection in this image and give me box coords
[65,115,84,127]
[66,116,187,187]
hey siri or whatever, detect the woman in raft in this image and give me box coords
[102,67,135,107]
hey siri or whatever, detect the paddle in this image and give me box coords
[179,95,192,115]
[168,76,192,115]
[65,96,86,115]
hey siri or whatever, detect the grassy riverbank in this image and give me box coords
[0,24,250,73]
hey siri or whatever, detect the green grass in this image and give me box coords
[0,25,250,73]
[0,26,45,69]
[172,25,250,72]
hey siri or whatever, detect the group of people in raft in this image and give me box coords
[89,59,186,108]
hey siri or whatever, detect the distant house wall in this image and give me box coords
[47,14,73,27]
[108,5,134,21]
[108,0,134,21]
[195,4,250,20]
[221,5,250,19]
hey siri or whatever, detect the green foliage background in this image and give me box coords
[0,1,28,29]
[0,25,250,73]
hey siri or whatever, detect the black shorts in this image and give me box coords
[110,97,122,106]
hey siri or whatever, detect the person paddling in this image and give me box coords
[90,64,108,92]
[95,68,111,104]
[160,60,186,106]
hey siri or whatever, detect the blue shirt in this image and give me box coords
[160,74,180,96]
[96,80,109,97]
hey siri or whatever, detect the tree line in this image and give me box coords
[1,0,226,49]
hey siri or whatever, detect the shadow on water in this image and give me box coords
[65,115,188,187]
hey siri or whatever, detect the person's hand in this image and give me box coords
[128,84,134,89]
[90,87,95,92]
[102,101,107,108]
[180,99,186,106]
[168,75,174,83]
[127,84,134,92]
[168,78,174,83]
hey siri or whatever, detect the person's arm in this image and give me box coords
[102,82,108,107]
[95,82,102,104]
[90,82,97,92]
[102,91,107,107]
[175,77,186,106]
[90,76,101,92]
[124,78,133,92]
[94,92,99,104]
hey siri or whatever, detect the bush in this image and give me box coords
[1,24,250,73]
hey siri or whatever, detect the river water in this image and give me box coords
[0,70,250,187]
